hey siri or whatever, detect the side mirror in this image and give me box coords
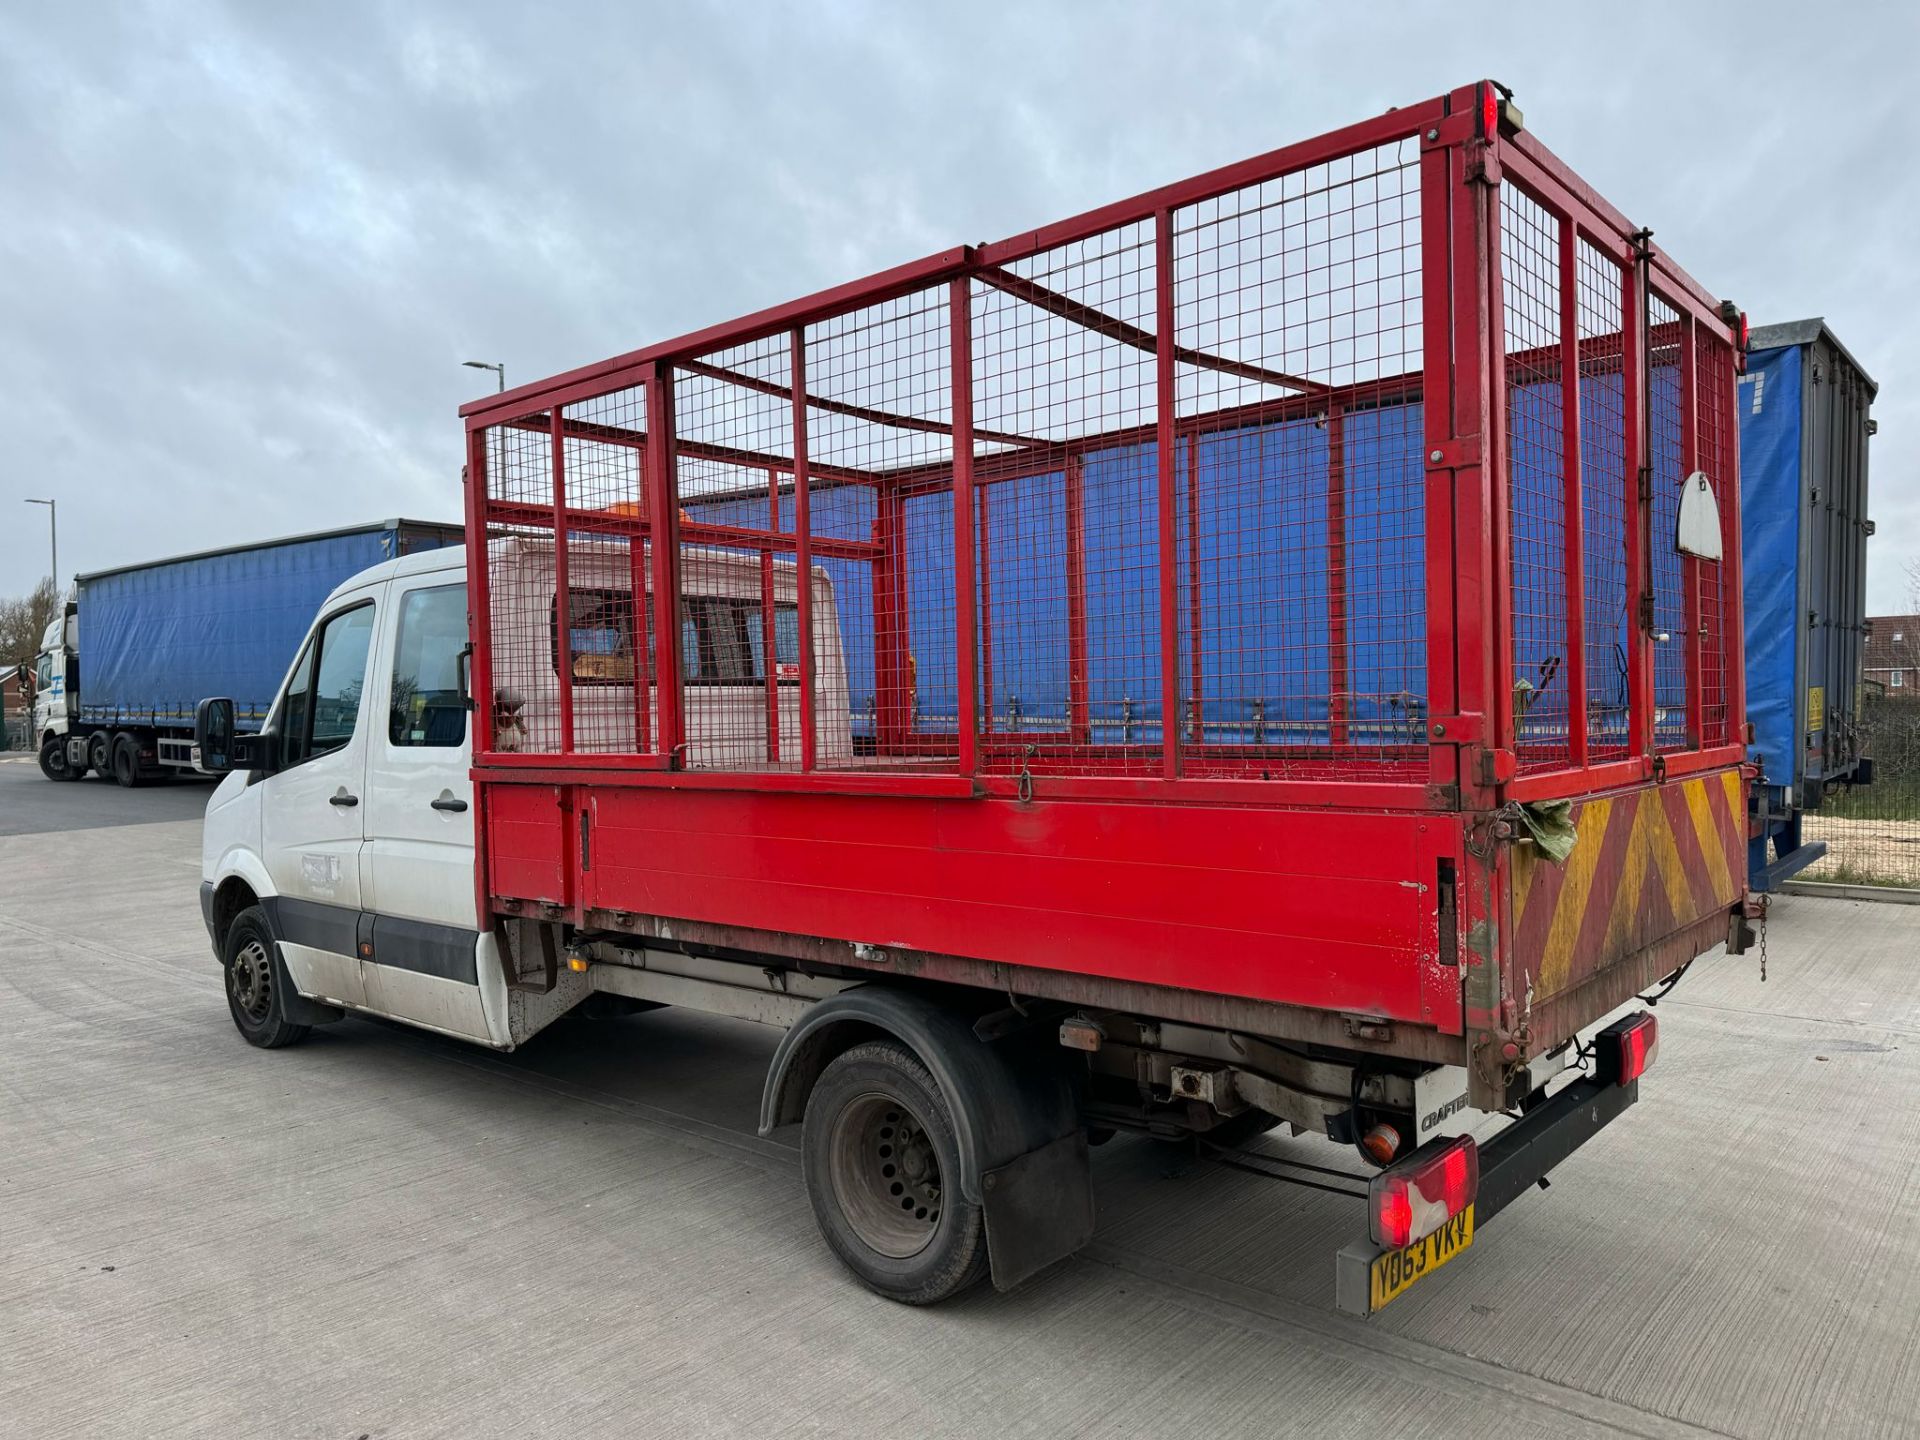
[195,697,236,774]
[195,697,270,775]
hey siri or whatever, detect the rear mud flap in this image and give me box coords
[982,1129,1096,1291]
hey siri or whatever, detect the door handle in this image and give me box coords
[431,794,469,813]
[329,789,359,807]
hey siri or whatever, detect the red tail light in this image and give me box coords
[1368,1135,1479,1250]
[1480,83,1499,140]
[1604,1012,1659,1086]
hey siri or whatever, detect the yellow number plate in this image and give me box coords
[1369,1205,1475,1311]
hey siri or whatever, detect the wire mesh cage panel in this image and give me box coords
[481,416,560,756]
[1500,183,1572,772]
[1694,326,1736,748]
[1647,292,1691,752]
[1575,239,1632,762]
[560,384,649,754]
[803,288,954,771]
[477,384,652,758]
[970,220,1160,773]
[1487,156,1744,783]
[1170,142,1427,779]
[675,334,822,771]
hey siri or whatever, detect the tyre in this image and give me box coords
[111,733,147,788]
[801,1040,990,1305]
[87,731,112,773]
[38,736,82,782]
[222,906,310,1049]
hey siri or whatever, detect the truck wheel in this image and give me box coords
[801,1040,989,1305]
[111,733,147,788]
[222,907,311,1050]
[87,731,113,774]
[38,737,82,782]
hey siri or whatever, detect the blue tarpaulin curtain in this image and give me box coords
[78,528,436,728]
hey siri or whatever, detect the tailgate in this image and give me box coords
[1508,768,1744,1047]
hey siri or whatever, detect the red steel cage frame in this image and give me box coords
[458,81,1746,1072]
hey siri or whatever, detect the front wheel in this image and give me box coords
[38,737,82,781]
[801,1040,989,1304]
[222,906,310,1049]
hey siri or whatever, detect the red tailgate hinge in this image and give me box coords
[1475,747,1519,787]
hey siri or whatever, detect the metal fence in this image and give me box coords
[1,715,29,753]
[1802,693,1920,889]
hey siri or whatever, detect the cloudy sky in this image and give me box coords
[4,1,1915,612]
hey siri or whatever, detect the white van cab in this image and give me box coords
[198,540,850,1050]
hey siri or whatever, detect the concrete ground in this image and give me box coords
[2,760,1917,1439]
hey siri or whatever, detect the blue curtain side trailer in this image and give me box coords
[64,519,460,782]
[1740,320,1878,889]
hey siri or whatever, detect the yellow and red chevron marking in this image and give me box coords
[1509,769,1745,1002]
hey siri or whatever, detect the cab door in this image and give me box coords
[259,591,380,1007]
[359,574,490,1041]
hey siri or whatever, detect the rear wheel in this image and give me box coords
[111,733,146,788]
[222,906,310,1049]
[801,1040,988,1304]
[38,736,81,781]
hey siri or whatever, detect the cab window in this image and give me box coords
[683,597,800,684]
[278,602,375,769]
[549,588,640,685]
[388,583,468,748]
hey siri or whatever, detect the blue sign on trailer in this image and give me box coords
[1739,320,1877,889]
[75,520,461,731]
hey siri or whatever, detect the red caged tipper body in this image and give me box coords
[456,81,1751,1312]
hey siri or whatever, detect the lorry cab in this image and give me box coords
[199,540,851,1050]
[32,607,79,779]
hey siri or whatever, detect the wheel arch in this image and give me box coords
[765,985,1096,1291]
[760,986,1078,1206]
[209,875,263,952]
[206,850,276,952]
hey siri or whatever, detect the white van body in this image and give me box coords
[200,540,852,1049]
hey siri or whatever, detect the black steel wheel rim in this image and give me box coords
[230,938,273,1023]
[827,1091,944,1259]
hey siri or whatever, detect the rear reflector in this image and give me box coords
[1368,1134,1479,1250]
[1601,1012,1659,1086]
[1360,1122,1402,1167]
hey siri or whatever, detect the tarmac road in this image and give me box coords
[2,758,1916,1438]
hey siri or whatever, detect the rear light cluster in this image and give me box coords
[1368,1135,1478,1250]
[1364,1012,1657,1251]
[1602,1012,1659,1085]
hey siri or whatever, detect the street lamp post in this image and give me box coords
[24,498,56,589]
[462,360,506,393]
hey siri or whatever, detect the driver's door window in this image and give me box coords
[279,603,374,770]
